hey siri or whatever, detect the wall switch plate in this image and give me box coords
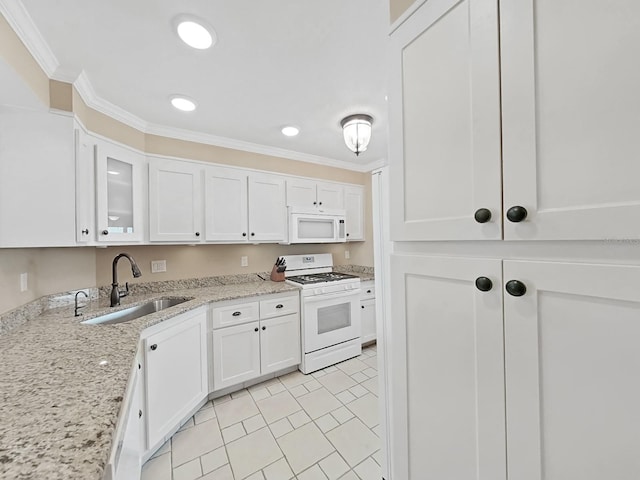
[241,256,249,267]
[344,250,350,259]
[151,260,167,273]
[20,272,28,292]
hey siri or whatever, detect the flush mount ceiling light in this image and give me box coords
[341,114,373,156]
[170,95,197,112]
[281,126,300,137]
[175,16,216,50]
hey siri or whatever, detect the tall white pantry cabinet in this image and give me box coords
[386,1,640,480]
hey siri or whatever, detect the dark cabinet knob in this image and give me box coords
[102,230,109,235]
[366,290,372,294]
[251,233,255,237]
[474,208,492,224]
[232,311,242,317]
[138,410,142,418]
[275,304,284,309]
[242,232,247,237]
[505,280,527,297]
[262,326,266,330]
[346,233,350,237]
[475,277,493,292]
[506,206,528,223]
[319,202,323,205]
[361,305,365,309]
[195,232,200,237]
[254,327,259,332]
[313,201,317,205]
[150,344,158,351]
[82,228,90,235]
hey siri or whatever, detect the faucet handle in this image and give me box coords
[119,282,130,298]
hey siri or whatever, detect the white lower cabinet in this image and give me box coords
[142,307,208,450]
[211,293,300,391]
[390,255,640,480]
[360,280,376,344]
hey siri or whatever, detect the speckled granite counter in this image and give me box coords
[0,275,299,480]
[334,265,375,282]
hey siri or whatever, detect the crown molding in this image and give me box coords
[0,0,59,76]
[362,157,388,173]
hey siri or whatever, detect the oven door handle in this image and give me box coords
[303,289,361,304]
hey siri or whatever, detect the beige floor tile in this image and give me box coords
[349,372,368,384]
[353,457,381,480]
[201,463,233,479]
[141,451,171,480]
[200,446,229,475]
[362,356,378,369]
[279,370,310,389]
[346,394,379,428]
[297,464,329,479]
[244,413,267,433]
[304,379,323,391]
[195,406,218,424]
[172,419,224,467]
[337,470,359,480]
[311,369,327,378]
[150,438,171,459]
[323,365,339,373]
[326,419,379,468]
[288,409,312,428]
[288,384,308,398]
[269,417,294,438]
[361,377,377,396]
[330,407,354,424]
[318,452,350,480]
[371,425,382,438]
[335,358,368,376]
[245,471,265,479]
[257,390,301,424]
[315,413,339,433]
[335,390,357,404]
[267,382,286,395]
[277,422,335,474]
[318,371,358,395]
[215,394,260,428]
[297,388,342,419]
[226,427,283,479]
[173,457,202,480]
[178,417,195,432]
[231,388,250,399]
[250,387,271,402]
[372,449,383,467]
[222,422,246,443]
[213,394,232,405]
[263,457,295,480]
[348,385,368,398]
[362,368,377,378]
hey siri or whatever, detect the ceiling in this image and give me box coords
[13,0,390,170]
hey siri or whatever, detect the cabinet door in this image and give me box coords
[0,108,76,247]
[501,1,640,240]
[212,321,261,390]
[344,185,365,241]
[149,159,203,242]
[248,174,286,242]
[317,182,344,210]
[75,128,96,244]
[95,140,145,243]
[144,308,208,449]
[389,254,505,480]
[389,0,502,241]
[286,178,317,208]
[360,299,376,344]
[503,260,640,480]
[260,313,301,375]
[204,167,248,242]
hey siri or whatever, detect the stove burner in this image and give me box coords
[287,272,358,285]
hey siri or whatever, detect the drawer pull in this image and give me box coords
[275,304,284,309]
[254,327,259,332]
[150,344,158,351]
[262,326,266,330]
[366,290,371,294]
[232,311,242,317]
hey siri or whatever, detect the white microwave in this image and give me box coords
[286,207,346,244]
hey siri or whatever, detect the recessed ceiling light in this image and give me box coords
[281,126,299,137]
[174,16,216,50]
[170,96,197,112]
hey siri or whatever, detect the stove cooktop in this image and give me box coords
[286,272,359,285]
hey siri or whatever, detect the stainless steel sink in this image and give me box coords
[82,297,193,325]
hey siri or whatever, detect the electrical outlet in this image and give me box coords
[20,272,28,292]
[241,256,249,267]
[151,260,167,273]
[344,250,350,259]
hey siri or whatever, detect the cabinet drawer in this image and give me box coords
[211,301,259,329]
[360,281,375,300]
[260,295,299,319]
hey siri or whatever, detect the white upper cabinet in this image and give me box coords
[204,166,248,242]
[344,185,365,241]
[95,139,146,243]
[286,178,345,210]
[75,127,96,244]
[0,108,76,247]
[389,0,502,241]
[501,0,640,240]
[149,158,203,243]
[248,173,287,242]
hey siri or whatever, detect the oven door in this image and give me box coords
[302,289,361,353]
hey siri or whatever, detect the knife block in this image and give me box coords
[270,265,285,282]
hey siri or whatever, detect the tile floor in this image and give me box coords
[141,345,381,480]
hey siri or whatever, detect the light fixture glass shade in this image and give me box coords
[341,114,373,156]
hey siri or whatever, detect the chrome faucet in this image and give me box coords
[110,253,142,307]
[74,290,89,317]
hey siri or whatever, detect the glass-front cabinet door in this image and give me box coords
[95,139,145,243]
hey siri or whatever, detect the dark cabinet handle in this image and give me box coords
[138,410,142,419]
[254,327,259,332]
[474,208,492,224]
[232,311,242,317]
[195,232,200,237]
[262,326,266,330]
[506,206,528,223]
[82,228,90,235]
[102,230,109,235]
[275,304,284,309]
[150,344,158,351]
[475,277,493,292]
[242,232,247,237]
[505,280,527,297]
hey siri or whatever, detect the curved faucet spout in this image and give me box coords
[111,253,142,307]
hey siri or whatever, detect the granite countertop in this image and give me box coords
[333,265,375,282]
[0,275,299,480]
